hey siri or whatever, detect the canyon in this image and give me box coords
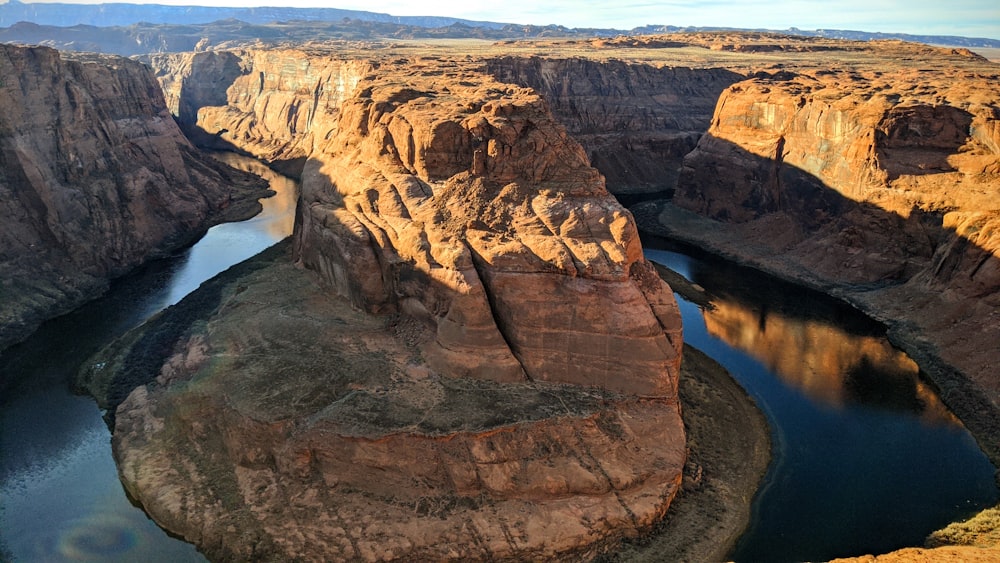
[1,28,998,562]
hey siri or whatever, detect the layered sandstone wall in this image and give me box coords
[0,45,268,351]
[485,57,743,197]
[150,49,372,174]
[150,49,684,396]
[665,64,1000,457]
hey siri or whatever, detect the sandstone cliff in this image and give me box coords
[150,49,684,394]
[665,55,1000,459]
[0,45,269,351]
[105,50,687,561]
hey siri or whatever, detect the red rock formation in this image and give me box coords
[296,59,683,395]
[151,49,684,395]
[0,45,268,350]
[112,51,687,560]
[669,61,1000,458]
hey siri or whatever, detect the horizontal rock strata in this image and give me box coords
[106,51,688,560]
[0,44,269,351]
[667,60,1000,459]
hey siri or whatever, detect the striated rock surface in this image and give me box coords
[0,44,269,351]
[295,58,683,394]
[667,55,1000,460]
[107,50,687,561]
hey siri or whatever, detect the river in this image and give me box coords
[0,156,996,562]
[642,238,999,562]
[0,153,295,562]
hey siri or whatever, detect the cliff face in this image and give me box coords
[296,59,683,395]
[0,45,268,351]
[485,57,743,198]
[110,50,687,560]
[675,67,1000,289]
[666,61,1000,457]
[151,50,372,175]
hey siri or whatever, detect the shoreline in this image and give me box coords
[630,199,1000,468]
[603,343,772,562]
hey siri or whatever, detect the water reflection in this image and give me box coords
[642,240,997,562]
[702,296,959,425]
[0,153,297,562]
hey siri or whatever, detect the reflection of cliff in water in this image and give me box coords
[208,151,298,241]
[702,296,959,426]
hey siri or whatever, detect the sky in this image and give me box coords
[3,0,999,39]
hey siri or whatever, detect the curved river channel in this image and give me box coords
[1,154,997,562]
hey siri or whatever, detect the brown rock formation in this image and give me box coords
[668,60,1000,459]
[151,49,684,395]
[109,246,684,561]
[0,45,269,351]
[106,50,687,560]
[295,59,683,394]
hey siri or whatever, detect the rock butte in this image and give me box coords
[87,52,690,561]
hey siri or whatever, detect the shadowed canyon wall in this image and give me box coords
[484,57,743,198]
[0,44,268,352]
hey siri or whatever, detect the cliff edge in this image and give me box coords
[0,45,269,351]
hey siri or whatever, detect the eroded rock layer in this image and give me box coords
[666,60,1000,458]
[0,44,268,350]
[111,50,687,560]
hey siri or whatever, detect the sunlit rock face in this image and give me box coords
[0,44,268,351]
[295,59,683,395]
[675,67,1000,290]
[150,49,684,395]
[112,51,688,561]
[667,54,1000,454]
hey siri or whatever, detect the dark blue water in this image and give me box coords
[0,153,297,562]
[643,240,999,562]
